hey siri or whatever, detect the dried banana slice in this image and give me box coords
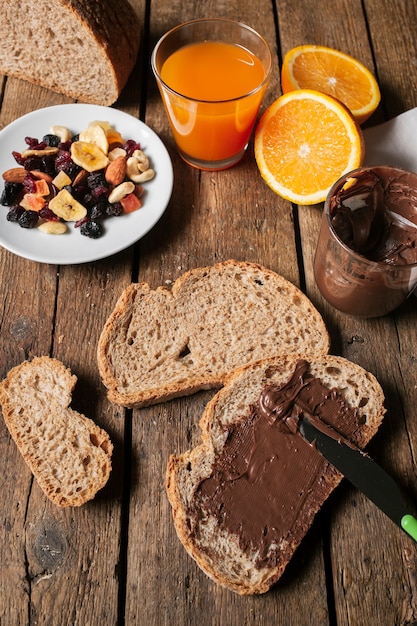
[79,124,109,155]
[70,141,109,172]
[49,189,87,221]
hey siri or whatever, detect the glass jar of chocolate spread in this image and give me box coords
[314,165,417,317]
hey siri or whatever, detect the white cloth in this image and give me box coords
[363,108,417,171]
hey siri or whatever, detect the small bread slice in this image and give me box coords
[97,260,330,408]
[0,357,113,507]
[166,354,385,595]
[0,0,140,105]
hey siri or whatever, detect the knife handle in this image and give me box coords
[401,515,417,541]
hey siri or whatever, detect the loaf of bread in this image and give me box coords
[0,0,140,105]
[97,260,330,408]
[166,354,385,595]
[0,356,113,507]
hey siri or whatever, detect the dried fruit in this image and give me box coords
[49,189,87,221]
[70,141,109,172]
[80,220,103,238]
[121,193,142,213]
[18,210,39,228]
[1,181,23,205]
[1,120,155,241]
[52,170,72,190]
[19,193,46,212]
[21,147,59,158]
[79,124,109,155]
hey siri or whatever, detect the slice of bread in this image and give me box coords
[97,260,330,408]
[166,354,385,595]
[0,0,140,105]
[0,356,113,507]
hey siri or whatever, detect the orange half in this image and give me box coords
[254,89,364,205]
[281,45,381,124]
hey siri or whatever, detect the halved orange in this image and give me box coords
[281,45,381,125]
[254,89,364,205]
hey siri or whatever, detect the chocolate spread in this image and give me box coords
[314,166,417,317]
[329,167,417,264]
[189,360,363,569]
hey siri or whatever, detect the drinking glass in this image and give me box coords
[151,18,271,171]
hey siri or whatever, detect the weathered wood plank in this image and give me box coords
[278,0,417,623]
[124,1,331,625]
[0,1,146,624]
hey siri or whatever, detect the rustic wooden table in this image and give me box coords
[1,0,417,624]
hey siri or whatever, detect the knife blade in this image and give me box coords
[299,413,417,542]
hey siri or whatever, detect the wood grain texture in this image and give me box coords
[0,0,417,624]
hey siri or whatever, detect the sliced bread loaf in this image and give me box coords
[0,356,113,507]
[97,260,330,408]
[166,354,385,595]
[0,0,140,105]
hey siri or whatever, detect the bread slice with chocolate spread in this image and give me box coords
[0,357,113,507]
[0,0,140,105]
[166,354,385,595]
[97,260,330,408]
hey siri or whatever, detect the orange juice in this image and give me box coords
[159,41,268,166]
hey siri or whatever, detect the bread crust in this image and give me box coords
[0,356,113,507]
[0,0,140,105]
[166,354,386,594]
[97,260,331,408]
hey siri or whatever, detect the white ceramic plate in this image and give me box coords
[0,104,173,264]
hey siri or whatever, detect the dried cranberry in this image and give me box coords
[24,136,39,148]
[18,210,38,228]
[124,139,141,157]
[74,216,89,228]
[12,151,25,165]
[25,137,46,150]
[39,206,59,221]
[58,140,72,151]
[23,172,37,193]
[6,205,25,222]
[54,150,72,172]
[80,220,103,238]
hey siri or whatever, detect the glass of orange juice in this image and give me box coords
[151,19,272,171]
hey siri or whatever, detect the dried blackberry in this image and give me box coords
[105,202,123,217]
[18,210,39,229]
[42,134,61,147]
[23,156,42,171]
[80,220,103,238]
[87,171,107,189]
[6,205,25,222]
[1,182,23,206]
[90,201,107,220]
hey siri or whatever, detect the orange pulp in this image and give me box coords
[159,41,268,165]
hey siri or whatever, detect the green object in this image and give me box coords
[401,515,417,541]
